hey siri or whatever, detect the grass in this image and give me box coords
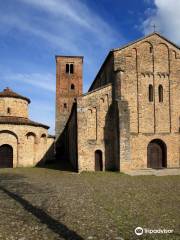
[0,167,179,240]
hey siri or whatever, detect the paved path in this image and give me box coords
[124,168,180,176]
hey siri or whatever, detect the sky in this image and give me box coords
[0,0,179,134]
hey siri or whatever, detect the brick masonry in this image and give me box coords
[55,56,83,137]
[56,33,180,172]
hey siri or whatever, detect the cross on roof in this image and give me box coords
[151,24,156,32]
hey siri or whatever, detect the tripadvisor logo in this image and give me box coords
[135,227,143,236]
[135,227,174,236]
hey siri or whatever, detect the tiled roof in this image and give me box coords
[0,88,31,103]
[0,116,49,129]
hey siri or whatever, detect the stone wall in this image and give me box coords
[56,33,179,172]
[77,84,119,171]
[88,53,114,91]
[66,103,78,169]
[0,124,54,167]
[113,33,180,170]
[0,98,28,118]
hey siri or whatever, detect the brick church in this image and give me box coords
[56,32,180,172]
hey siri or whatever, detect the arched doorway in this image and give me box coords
[147,139,167,169]
[95,150,103,171]
[0,144,13,168]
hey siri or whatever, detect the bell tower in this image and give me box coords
[55,56,83,137]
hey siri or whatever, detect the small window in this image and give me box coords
[150,46,153,53]
[64,103,67,108]
[66,64,69,73]
[149,84,153,102]
[159,85,163,102]
[70,64,74,74]
[66,63,74,74]
[71,84,75,90]
[7,107,11,114]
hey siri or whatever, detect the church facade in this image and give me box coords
[56,32,180,172]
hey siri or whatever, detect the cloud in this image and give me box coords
[0,0,126,134]
[0,67,55,133]
[0,14,80,53]
[0,70,55,92]
[141,0,180,44]
[0,0,123,55]
[18,0,120,46]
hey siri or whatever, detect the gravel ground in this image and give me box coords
[0,168,179,240]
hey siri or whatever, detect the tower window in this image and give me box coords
[64,103,67,108]
[7,107,11,114]
[66,63,74,74]
[70,64,74,74]
[149,84,153,102]
[71,84,75,90]
[158,85,163,102]
[66,64,69,73]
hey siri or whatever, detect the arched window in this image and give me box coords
[158,85,163,102]
[149,84,153,102]
[66,63,74,74]
[70,64,74,74]
[150,46,153,53]
[66,64,69,73]
[7,107,11,114]
[40,134,47,144]
[71,84,75,90]
[64,103,67,109]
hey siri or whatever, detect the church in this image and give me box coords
[55,32,180,172]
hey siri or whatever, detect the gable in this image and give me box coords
[113,32,179,53]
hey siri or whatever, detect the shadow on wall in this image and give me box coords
[54,103,78,172]
[0,173,83,240]
[104,101,120,171]
[36,141,56,168]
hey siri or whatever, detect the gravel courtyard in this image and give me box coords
[0,167,179,240]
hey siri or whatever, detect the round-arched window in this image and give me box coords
[71,84,75,90]
[158,85,163,102]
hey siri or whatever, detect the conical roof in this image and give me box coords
[0,87,31,103]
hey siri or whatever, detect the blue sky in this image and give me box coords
[0,0,179,134]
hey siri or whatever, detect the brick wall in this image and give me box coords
[55,56,83,137]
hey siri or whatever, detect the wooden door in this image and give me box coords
[147,142,163,169]
[0,145,13,168]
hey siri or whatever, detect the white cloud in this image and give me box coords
[0,0,123,54]
[18,0,120,45]
[0,68,55,133]
[0,14,80,53]
[142,0,180,44]
[0,70,55,92]
[0,0,126,134]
